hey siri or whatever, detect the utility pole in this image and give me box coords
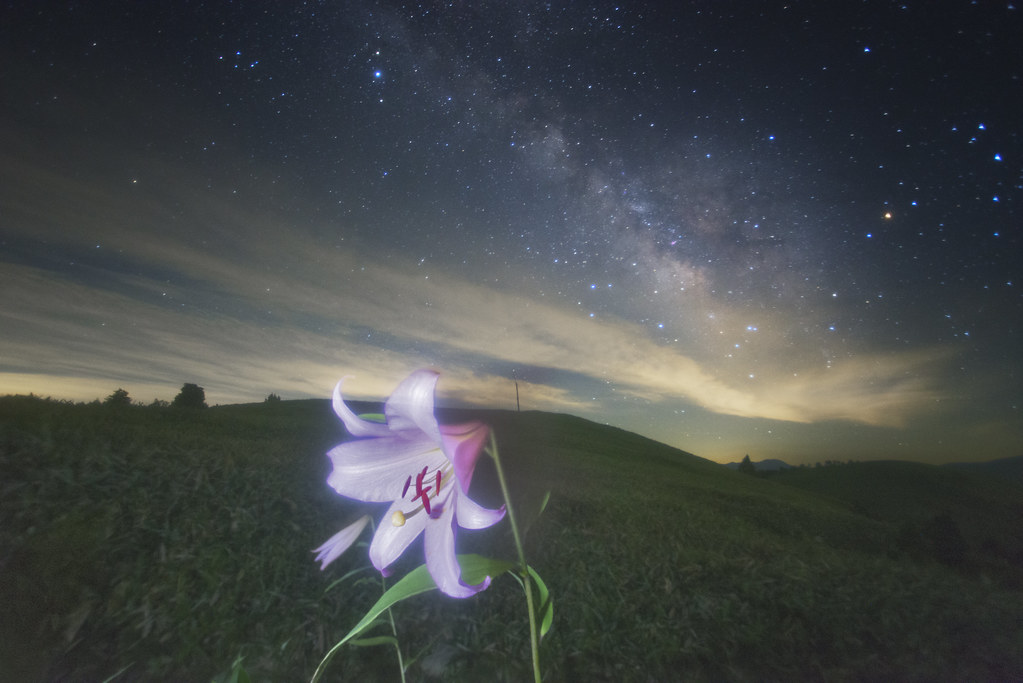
[515,381,520,412]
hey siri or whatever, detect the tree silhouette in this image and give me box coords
[104,388,132,407]
[738,454,756,475]
[172,383,207,409]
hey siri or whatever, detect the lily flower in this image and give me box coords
[319,369,506,598]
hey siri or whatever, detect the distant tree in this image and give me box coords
[265,392,282,403]
[104,388,132,407]
[738,454,757,475]
[172,383,207,409]
[149,398,170,408]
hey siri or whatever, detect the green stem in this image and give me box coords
[310,521,406,683]
[383,576,407,683]
[372,515,407,683]
[488,432,542,683]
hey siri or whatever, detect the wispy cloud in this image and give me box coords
[1,220,950,426]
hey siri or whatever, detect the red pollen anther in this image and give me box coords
[402,475,412,497]
[435,471,442,495]
[411,466,432,515]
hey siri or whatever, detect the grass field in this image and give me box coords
[2,395,1022,681]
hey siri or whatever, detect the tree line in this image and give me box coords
[103,385,284,408]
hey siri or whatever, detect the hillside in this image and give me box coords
[944,454,1023,485]
[771,460,1023,586]
[2,395,1022,681]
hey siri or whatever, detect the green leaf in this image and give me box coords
[209,656,249,683]
[357,412,386,423]
[403,639,437,673]
[519,489,553,540]
[459,553,517,585]
[349,616,389,636]
[527,565,554,640]
[310,554,515,683]
[100,664,134,683]
[324,565,373,594]
[349,635,399,648]
[538,490,551,517]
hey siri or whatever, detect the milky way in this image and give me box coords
[1,2,1020,464]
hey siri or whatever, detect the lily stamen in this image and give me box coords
[401,465,451,519]
[410,466,429,514]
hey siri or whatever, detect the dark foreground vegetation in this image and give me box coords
[2,394,1022,681]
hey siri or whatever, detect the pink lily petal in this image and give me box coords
[424,501,492,598]
[440,420,490,493]
[313,515,370,570]
[456,494,506,530]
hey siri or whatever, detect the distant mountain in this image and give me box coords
[943,454,1023,485]
[724,458,794,472]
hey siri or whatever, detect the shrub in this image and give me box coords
[103,388,132,407]
[172,383,207,409]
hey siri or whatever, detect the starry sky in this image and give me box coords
[1,1,1020,465]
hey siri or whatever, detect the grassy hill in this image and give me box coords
[1,395,1021,681]
[772,460,1023,585]
[944,454,1023,485]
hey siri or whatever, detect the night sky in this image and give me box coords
[1,1,1020,465]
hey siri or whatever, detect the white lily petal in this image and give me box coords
[424,502,491,598]
[313,515,371,570]
[333,379,391,437]
[384,369,443,443]
[456,494,506,530]
[369,501,429,573]
[327,436,447,502]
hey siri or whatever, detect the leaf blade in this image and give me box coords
[527,565,554,640]
[310,554,516,683]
